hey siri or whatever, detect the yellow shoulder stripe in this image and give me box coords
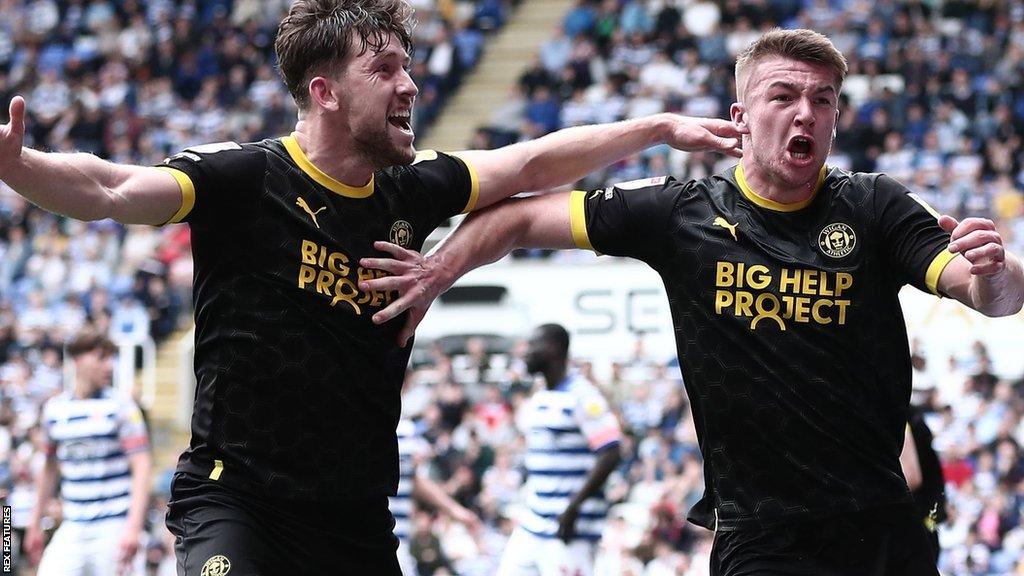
[156,166,196,224]
[908,193,941,219]
[569,190,594,251]
[925,249,959,296]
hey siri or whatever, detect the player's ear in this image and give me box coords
[730,102,747,131]
[308,76,339,112]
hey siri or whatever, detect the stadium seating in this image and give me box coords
[2,0,1024,574]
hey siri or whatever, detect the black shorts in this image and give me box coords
[166,472,401,576]
[710,505,939,576]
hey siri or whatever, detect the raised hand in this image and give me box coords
[359,241,453,346]
[0,96,26,173]
[665,116,747,158]
[940,215,1006,276]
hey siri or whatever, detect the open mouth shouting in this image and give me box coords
[388,109,413,135]
[786,135,816,165]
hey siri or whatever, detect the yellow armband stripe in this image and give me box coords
[156,166,196,224]
[450,152,480,214]
[569,190,594,251]
[925,249,959,296]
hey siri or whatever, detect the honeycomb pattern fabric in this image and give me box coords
[573,166,956,531]
[160,139,473,502]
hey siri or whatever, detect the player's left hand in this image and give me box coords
[556,504,580,543]
[940,215,1006,276]
[116,528,140,575]
[359,241,451,346]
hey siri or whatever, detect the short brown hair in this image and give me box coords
[66,328,117,358]
[734,28,848,100]
[275,0,415,110]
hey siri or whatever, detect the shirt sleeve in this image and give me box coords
[570,176,686,264]
[157,141,265,227]
[117,396,150,455]
[874,174,958,296]
[403,150,479,233]
[573,384,622,452]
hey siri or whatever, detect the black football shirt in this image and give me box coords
[571,164,957,530]
[158,136,477,502]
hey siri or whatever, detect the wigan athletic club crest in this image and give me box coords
[390,220,413,247]
[818,223,857,258]
[201,555,231,576]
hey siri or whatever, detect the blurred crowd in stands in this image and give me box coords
[3,0,1024,574]
[0,0,505,162]
[908,339,1024,576]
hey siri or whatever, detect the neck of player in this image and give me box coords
[544,361,568,390]
[73,379,101,399]
[293,117,375,188]
[741,158,822,205]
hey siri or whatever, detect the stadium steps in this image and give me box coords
[145,326,195,474]
[421,0,574,152]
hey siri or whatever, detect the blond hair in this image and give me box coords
[735,28,848,100]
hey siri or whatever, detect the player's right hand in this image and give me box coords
[0,96,26,173]
[359,241,454,346]
[940,215,1006,276]
[24,523,44,565]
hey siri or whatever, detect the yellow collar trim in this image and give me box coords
[282,134,374,198]
[735,162,826,212]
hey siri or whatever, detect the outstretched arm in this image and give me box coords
[0,96,183,225]
[359,192,575,344]
[459,114,744,210]
[937,215,1024,317]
